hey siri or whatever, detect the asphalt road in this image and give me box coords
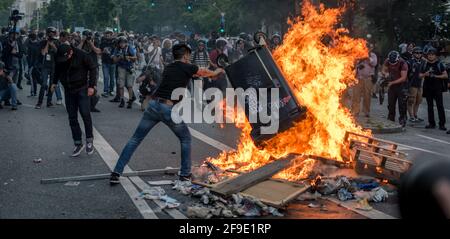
[1,76,449,219]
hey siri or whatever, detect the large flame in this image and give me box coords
[209,0,371,181]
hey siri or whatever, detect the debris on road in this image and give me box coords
[355,199,373,211]
[138,186,181,209]
[297,191,322,201]
[33,158,42,163]
[64,181,80,187]
[148,180,173,186]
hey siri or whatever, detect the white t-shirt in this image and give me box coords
[147,45,162,69]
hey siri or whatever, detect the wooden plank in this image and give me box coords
[325,197,397,219]
[241,179,310,208]
[211,154,300,196]
[41,168,179,184]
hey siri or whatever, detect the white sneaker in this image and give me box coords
[56,100,63,105]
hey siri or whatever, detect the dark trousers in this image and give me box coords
[65,88,93,146]
[426,91,446,127]
[387,85,407,125]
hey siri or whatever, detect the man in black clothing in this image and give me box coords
[110,44,224,185]
[420,47,448,131]
[100,30,116,97]
[51,44,98,157]
[36,27,61,109]
[79,30,101,113]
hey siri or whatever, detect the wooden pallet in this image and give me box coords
[344,132,412,182]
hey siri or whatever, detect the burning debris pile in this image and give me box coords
[208,0,370,182]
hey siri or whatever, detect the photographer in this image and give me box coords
[79,30,101,113]
[35,27,62,109]
[100,29,116,98]
[112,36,137,109]
[420,47,448,131]
[352,43,378,118]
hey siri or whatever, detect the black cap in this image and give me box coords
[56,44,73,62]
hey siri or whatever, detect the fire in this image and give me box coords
[208,0,371,181]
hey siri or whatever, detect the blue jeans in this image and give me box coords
[0,83,18,107]
[102,63,116,94]
[113,100,192,176]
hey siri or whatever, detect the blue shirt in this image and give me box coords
[113,45,136,70]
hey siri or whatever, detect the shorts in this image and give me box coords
[117,67,135,88]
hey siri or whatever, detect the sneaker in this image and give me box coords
[179,174,192,182]
[11,106,17,111]
[86,142,94,155]
[91,108,101,113]
[110,172,121,185]
[119,99,125,108]
[56,100,63,105]
[439,126,447,131]
[35,104,42,109]
[101,93,109,98]
[16,100,22,106]
[425,125,436,129]
[47,102,54,108]
[409,118,417,123]
[71,144,85,157]
[416,118,424,122]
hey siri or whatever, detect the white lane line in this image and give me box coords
[416,134,450,145]
[394,142,450,158]
[189,127,235,152]
[93,128,158,219]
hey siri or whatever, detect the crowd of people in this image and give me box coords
[351,41,450,135]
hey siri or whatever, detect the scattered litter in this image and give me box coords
[4,182,8,185]
[10,179,14,182]
[64,181,80,187]
[186,206,213,219]
[337,188,353,201]
[355,199,373,211]
[353,187,388,203]
[173,180,193,195]
[139,187,166,200]
[148,180,173,186]
[33,158,42,163]
[160,195,180,208]
[355,181,380,191]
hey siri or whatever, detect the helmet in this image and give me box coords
[117,36,128,44]
[46,27,57,34]
[412,47,423,54]
[388,51,400,64]
[426,47,438,55]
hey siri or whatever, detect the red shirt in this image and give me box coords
[383,59,408,81]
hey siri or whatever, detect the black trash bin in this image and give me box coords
[221,46,307,145]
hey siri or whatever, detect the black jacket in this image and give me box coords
[53,46,98,92]
[1,38,24,70]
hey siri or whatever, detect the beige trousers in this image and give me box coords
[352,76,373,117]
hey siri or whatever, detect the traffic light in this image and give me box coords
[186,1,193,12]
[219,13,225,34]
[150,0,155,8]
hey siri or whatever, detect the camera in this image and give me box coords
[9,10,23,23]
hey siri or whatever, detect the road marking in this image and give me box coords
[93,128,158,219]
[325,197,396,219]
[189,127,235,152]
[416,134,450,145]
[394,142,450,158]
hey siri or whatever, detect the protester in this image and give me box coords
[100,30,116,97]
[381,51,409,127]
[352,43,378,118]
[146,37,163,70]
[51,44,98,157]
[110,43,225,184]
[25,32,40,97]
[406,47,425,123]
[420,47,448,131]
[161,38,174,66]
